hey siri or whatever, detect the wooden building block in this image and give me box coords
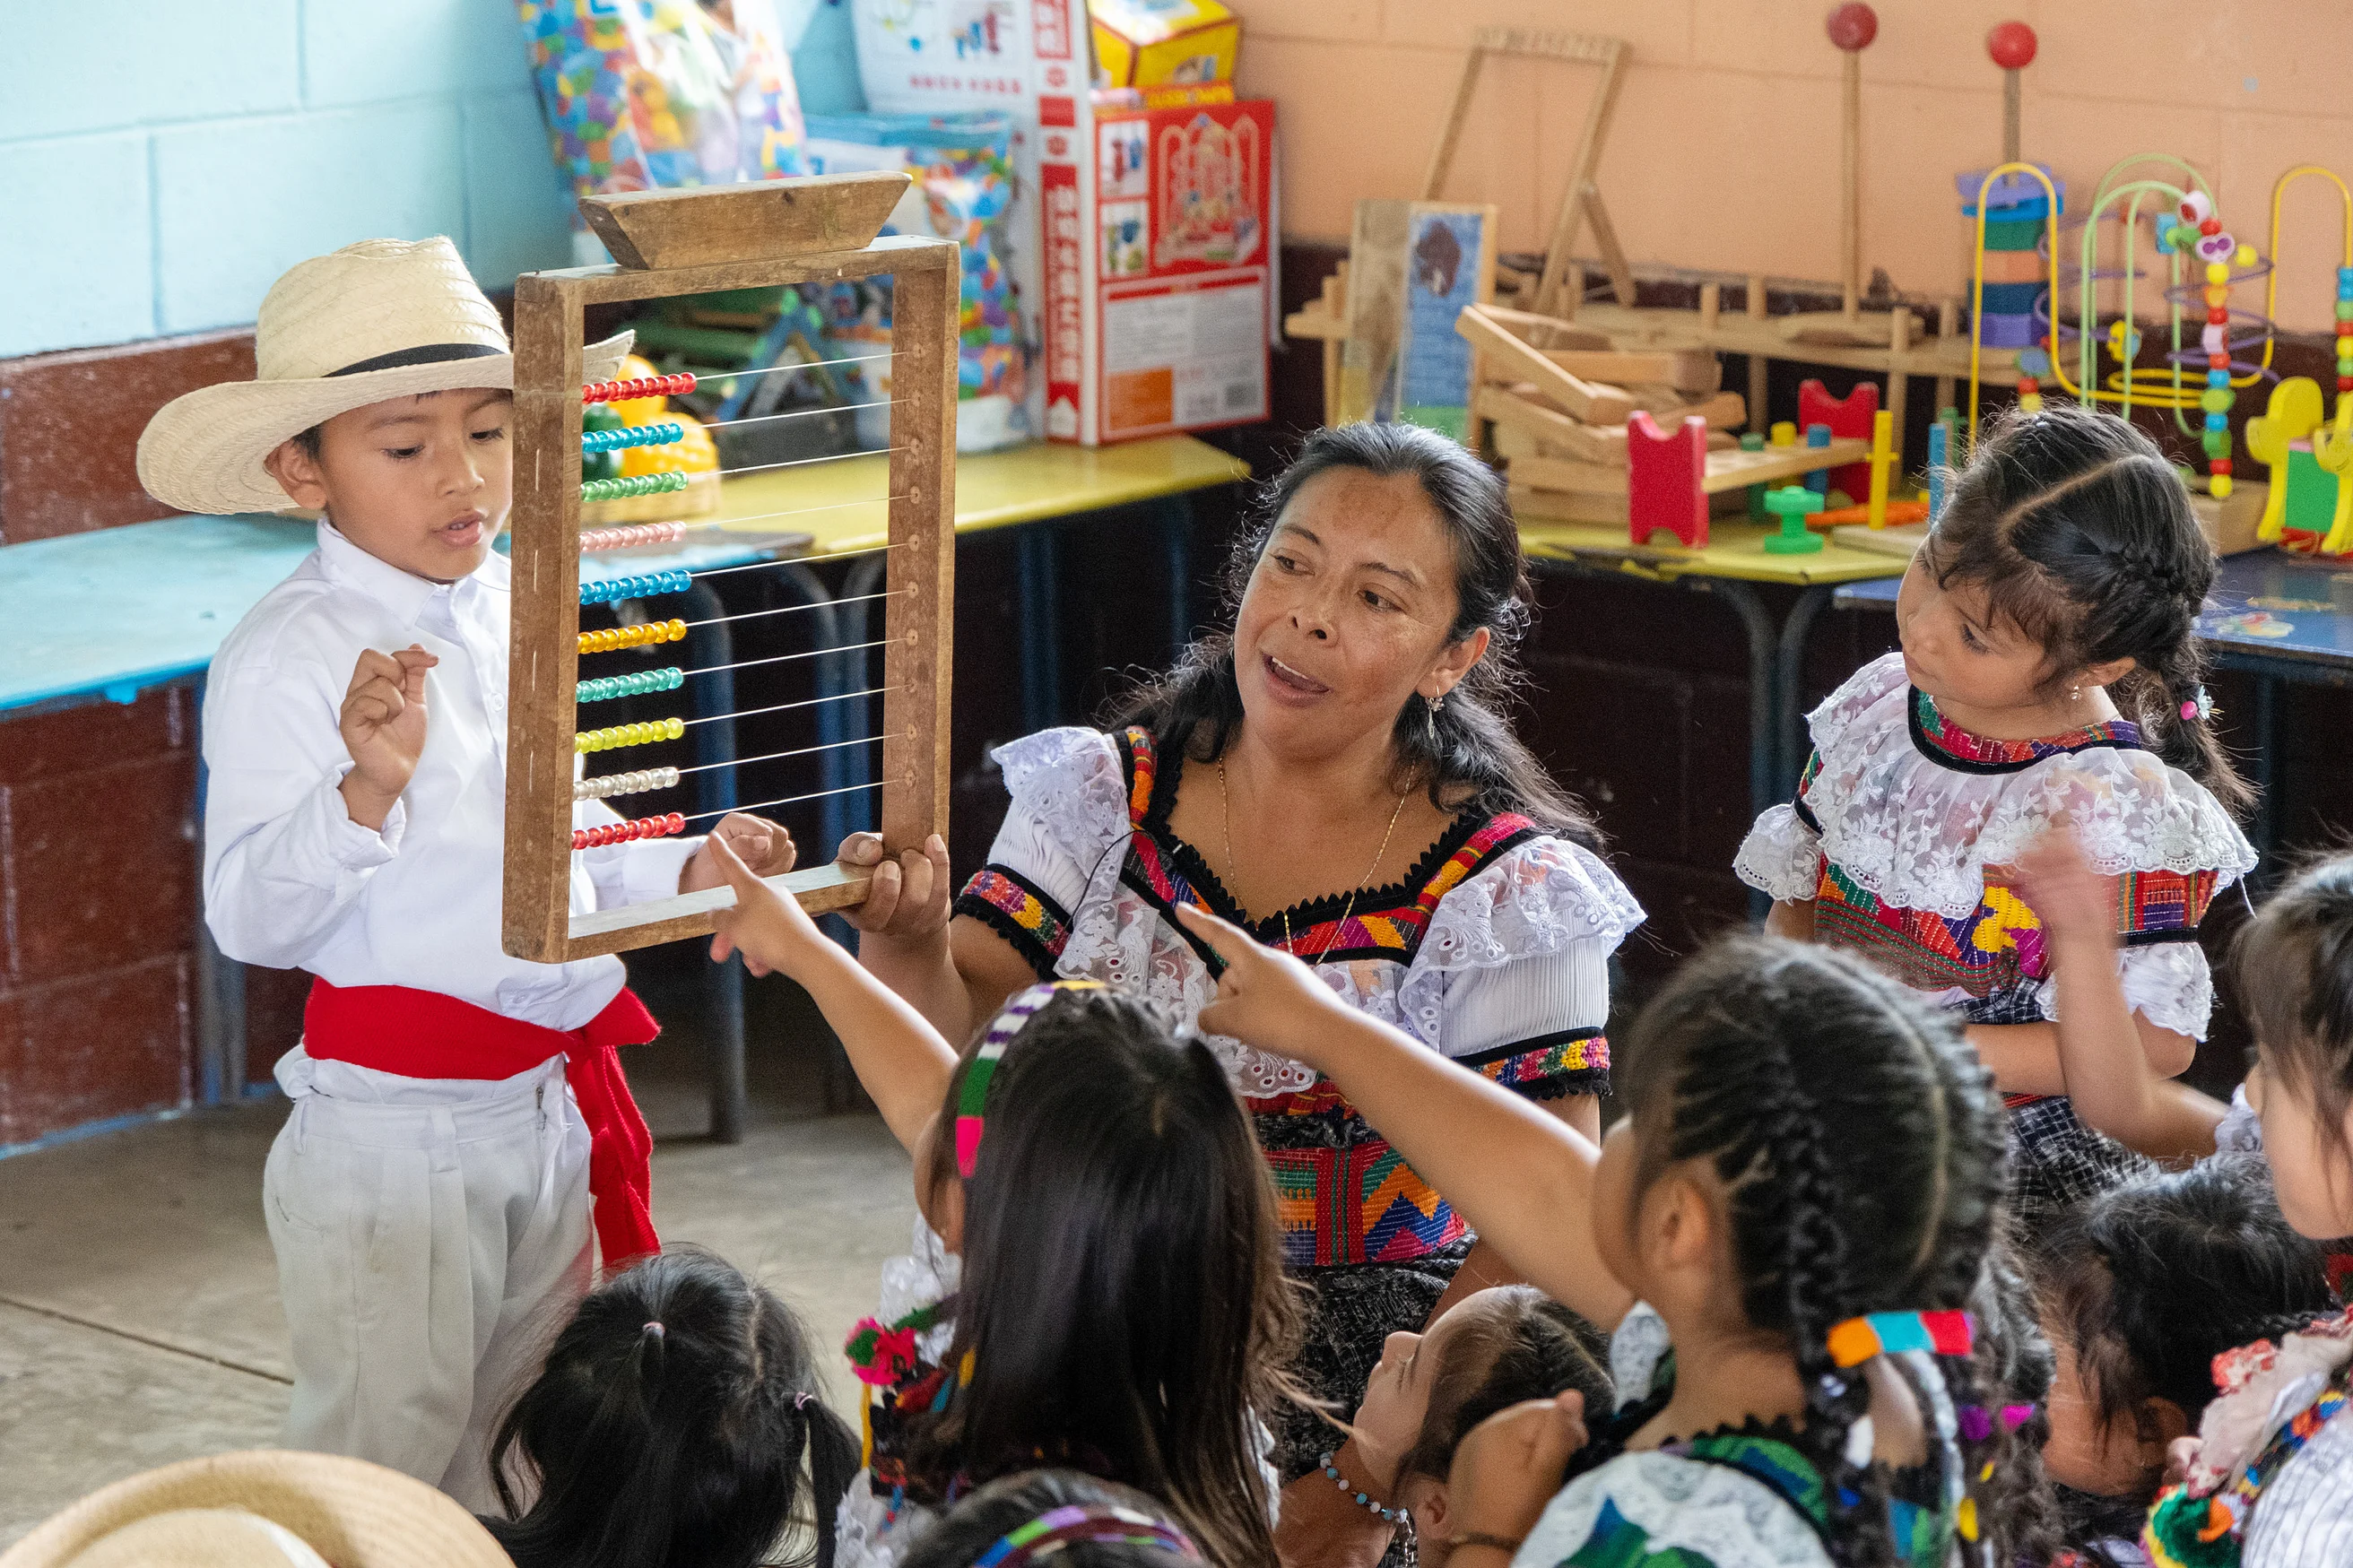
[1627,411,1710,547]
[1796,378,1879,503]
[1539,348,1719,394]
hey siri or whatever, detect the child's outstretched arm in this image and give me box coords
[2010,830,2222,1160]
[707,835,958,1155]
[1176,904,1631,1330]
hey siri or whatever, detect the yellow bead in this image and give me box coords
[2203,285,2229,307]
[2206,261,2230,284]
[2236,244,2257,265]
[2212,473,2235,498]
[575,733,590,753]
[666,618,687,642]
[2018,393,2045,412]
[664,716,684,740]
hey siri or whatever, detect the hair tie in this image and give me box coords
[972,1505,1201,1568]
[642,1321,665,1340]
[2181,686,2213,723]
[956,981,1107,1179]
[1825,1310,1974,1369]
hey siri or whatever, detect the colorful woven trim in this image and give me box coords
[1125,726,1158,824]
[956,981,1106,1179]
[974,1505,1200,1568]
[1908,687,2142,773]
[1826,1310,1975,1368]
[956,866,1075,980]
[2144,1381,2349,1568]
[1673,1433,1830,1531]
[1265,1136,1466,1268]
[1273,812,1540,961]
[1460,1030,1610,1101]
[1562,1498,1711,1567]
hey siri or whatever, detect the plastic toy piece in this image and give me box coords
[1741,431,1769,519]
[1927,420,1950,524]
[1864,410,1896,527]
[1804,423,1833,496]
[1763,487,1827,553]
[2248,377,2327,543]
[1806,499,1930,529]
[1985,22,2036,163]
[1626,410,1711,548]
[1797,378,1880,500]
[2311,398,2353,554]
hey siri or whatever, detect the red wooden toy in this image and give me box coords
[1627,411,1711,548]
[1797,378,1880,503]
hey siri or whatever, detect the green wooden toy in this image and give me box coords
[1762,485,1826,553]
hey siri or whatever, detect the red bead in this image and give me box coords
[2210,353,2231,369]
[2208,308,2228,325]
[1826,4,1878,51]
[2340,377,2353,392]
[571,830,586,850]
[2212,458,2233,475]
[2200,217,2222,237]
[665,812,685,834]
[2338,321,2353,336]
[674,373,696,394]
[2018,376,2039,393]
[1985,20,2037,69]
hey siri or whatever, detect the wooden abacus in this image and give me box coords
[500,174,957,962]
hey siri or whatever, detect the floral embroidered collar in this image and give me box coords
[1906,687,2142,775]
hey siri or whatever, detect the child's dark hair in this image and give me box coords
[1618,935,2008,1568]
[2041,1154,2335,1449]
[898,1470,1203,1568]
[1931,401,2252,816]
[907,988,1300,1568]
[483,1247,859,1568]
[1394,1287,1612,1489]
[1967,1237,2063,1568]
[2235,850,2353,1164]
[1113,420,1600,846]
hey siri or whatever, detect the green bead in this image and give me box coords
[2200,388,2234,413]
[2202,429,2232,457]
[2336,300,2353,321]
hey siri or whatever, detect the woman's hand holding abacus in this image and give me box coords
[833,831,954,943]
[1176,902,1351,1072]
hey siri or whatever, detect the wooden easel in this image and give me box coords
[501,175,958,961]
[1423,27,1635,318]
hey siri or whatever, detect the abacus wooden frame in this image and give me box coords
[500,232,959,963]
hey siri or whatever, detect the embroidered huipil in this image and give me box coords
[1735,654,2255,1223]
[956,726,1643,1269]
[203,522,699,1045]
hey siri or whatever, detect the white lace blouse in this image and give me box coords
[1733,653,2255,1038]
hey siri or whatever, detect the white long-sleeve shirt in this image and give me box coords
[203,521,699,1033]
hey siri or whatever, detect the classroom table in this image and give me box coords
[5,434,1249,1146]
[1515,517,1915,853]
[1831,546,2353,861]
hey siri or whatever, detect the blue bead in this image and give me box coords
[2204,411,2229,430]
[2208,369,2229,387]
[1354,1494,1368,1505]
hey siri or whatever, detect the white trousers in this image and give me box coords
[264,1046,593,1511]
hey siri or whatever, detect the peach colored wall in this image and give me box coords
[1233,0,2353,334]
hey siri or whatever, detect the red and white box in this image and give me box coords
[1030,4,1272,444]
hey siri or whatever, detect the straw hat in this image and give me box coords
[137,236,633,516]
[0,1451,512,1568]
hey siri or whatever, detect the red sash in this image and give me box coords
[301,978,661,1265]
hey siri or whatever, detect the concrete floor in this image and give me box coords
[0,983,917,1544]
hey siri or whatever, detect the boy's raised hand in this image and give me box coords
[1175,902,1350,1071]
[706,832,828,979]
[338,644,437,830]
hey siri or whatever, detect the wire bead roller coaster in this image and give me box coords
[500,171,956,962]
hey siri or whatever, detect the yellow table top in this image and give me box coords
[708,433,1252,557]
[1518,517,1911,585]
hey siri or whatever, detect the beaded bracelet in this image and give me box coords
[1319,1452,1403,1526]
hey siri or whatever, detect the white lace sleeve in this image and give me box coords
[1806,652,1909,756]
[1733,803,1822,903]
[1398,837,1643,1051]
[988,727,1132,882]
[2039,941,2216,1040]
[1513,1452,1834,1568]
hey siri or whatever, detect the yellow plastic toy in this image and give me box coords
[2249,377,2353,554]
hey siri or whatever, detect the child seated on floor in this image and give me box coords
[2141,853,2353,1567]
[2032,1157,2336,1568]
[1333,1286,1611,1568]
[704,841,1297,1568]
[482,1247,860,1568]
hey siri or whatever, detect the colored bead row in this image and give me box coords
[2336,266,2353,395]
[575,766,682,801]
[582,472,690,503]
[580,569,691,605]
[578,619,688,654]
[573,812,687,851]
[1318,1454,1403,1526]
[577,667,686,704]
[2174,193,2243,498]
[579,522,690,553]
[584,374,696,403]
[582,420,683,454]
[576,716,685,754]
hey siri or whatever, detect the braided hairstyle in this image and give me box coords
[1617,936,2008,1568]
[1929,401,2253,817]
[1958,1238,2062,1568]
[1393,1287,1614,1491]
[899,1470,1202,1568]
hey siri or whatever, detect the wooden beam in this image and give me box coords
[1533,36,1629,316]
[1456,306,1635,424]
[580,171,909,269]
[1541,347,1718,393]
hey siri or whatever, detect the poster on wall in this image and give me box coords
[1337,200,1498,437]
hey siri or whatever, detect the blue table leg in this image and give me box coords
[190,676,247,1106]
[1701,579,1781,924]
[1018,524,1062,732]
[1772,585,1833,798]
[683,582,745,1145]
[1156,497,1195,656]
[2252,671,2279,871]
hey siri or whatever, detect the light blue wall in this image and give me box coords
[0,0,869,360]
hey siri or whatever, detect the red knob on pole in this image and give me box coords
[1825,3,1877,50]
[1985,21,2036,70]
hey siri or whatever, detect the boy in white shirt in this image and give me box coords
[136,238,792,1506]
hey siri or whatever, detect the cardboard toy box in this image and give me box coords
[1089,0,1240,89]
[1037,92,1275,443]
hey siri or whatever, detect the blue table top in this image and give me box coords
[1831,548,2353,675]
[5,515,809,714]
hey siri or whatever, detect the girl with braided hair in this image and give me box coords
[1178,904,2014,1568]
[1737,401,2257,1233]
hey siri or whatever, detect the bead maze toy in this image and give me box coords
[2248,166,2353,555]
[501,173,958,961]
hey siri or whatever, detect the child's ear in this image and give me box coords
[2138,1396,2192,1475]
[2081,654,2137,691]
[1652,1173,1715,1272]
[264,438,329,510]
